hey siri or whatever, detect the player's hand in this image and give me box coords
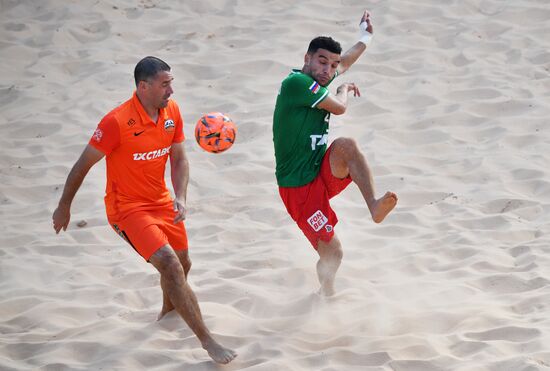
[360,10,373,34]
[173,198,187,223]
[53,204,71,234]
[337,83,361,97]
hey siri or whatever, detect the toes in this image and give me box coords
[383,191,398,203]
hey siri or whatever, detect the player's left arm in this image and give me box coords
[170,141,189,223]
[337,10,373,75]
[317,82,361,115]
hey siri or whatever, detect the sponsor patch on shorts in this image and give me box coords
[307,210,328,232]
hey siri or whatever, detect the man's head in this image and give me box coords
[302,36,342,86]
[134,56,174,109]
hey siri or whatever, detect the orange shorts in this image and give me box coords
[279,144,352,248]
[108,206,188,261]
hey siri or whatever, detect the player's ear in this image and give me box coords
[137,80,148,92]
[304,52,311,65]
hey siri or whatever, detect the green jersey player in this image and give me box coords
[272,10,398,296]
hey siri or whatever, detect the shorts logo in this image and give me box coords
[92,128,103,142]
[325,225,333,233]
[307,210,328,232]
[164,119,175,131]
[127,118,136,127]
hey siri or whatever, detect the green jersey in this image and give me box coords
[273,69,334,187]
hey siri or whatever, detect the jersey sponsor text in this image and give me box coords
[310,133,328,150]
[133,146,171,161]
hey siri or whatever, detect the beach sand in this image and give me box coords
[1,0,549,370]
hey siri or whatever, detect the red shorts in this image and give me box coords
[108,205,188,261]
[279,144,352,248]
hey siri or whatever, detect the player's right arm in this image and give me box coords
[316,82,361,115]
[337,10,373,75]
[52,145,105,234]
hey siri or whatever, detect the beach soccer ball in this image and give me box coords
[195,112,237,153]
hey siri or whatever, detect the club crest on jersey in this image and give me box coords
[92,128,103,142]
[309,81,320,94]
[307,210,328,232]
[164,119,175,131]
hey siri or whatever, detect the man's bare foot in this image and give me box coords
[202,339,237,364]
[371,191,398,223]
[157,303,175,321]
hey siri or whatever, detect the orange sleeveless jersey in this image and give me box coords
[89,92,185,220]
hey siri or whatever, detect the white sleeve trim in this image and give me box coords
[311,90,329,108]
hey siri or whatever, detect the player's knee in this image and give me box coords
[328,234,343,260]
[332,244,343,262]
[159,254,185,281]
[182,257,192,273]
[175,250,191,270]
[321,237,343,262]
[334,137,360,158]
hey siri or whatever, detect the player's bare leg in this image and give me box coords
[158,290,174,321]
[149,246,237,364]
[316,235,343,296]
[157,249,191,320]
[330,137,397,222]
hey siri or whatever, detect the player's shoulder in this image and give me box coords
[106,98,144,129]
[166,99,181,113]
[284,70,312,84]
[282,70,316,93]
[102,97,135,128]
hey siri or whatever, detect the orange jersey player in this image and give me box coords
[53,56,237,364]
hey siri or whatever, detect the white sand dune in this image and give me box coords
[1,0,549,370]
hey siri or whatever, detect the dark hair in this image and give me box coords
[307,36,342,55]
[134,56,171,86]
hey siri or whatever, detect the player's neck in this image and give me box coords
[136,92,159,123]
[144,106,159,123]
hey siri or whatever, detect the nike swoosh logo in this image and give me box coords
[134,131,145,136]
